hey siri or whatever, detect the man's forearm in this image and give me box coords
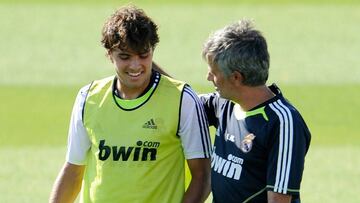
[49,162,85,203]
[183,176,211,203]
[182,159,211,203]
[267,191,292,203]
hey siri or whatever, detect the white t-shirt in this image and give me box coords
[66,82,212,165]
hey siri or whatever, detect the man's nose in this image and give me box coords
[129,57,140,68]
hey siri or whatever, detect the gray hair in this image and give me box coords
[202,19,270,86]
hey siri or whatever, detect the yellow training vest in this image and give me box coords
[82,75,186,203]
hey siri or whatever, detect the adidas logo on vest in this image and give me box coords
[143,118,157,129]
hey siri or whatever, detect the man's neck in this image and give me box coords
[115,71,158,100]
[233,85,275,111]
[116,79,151,100]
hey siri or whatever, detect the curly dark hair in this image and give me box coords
[101,5,159,53]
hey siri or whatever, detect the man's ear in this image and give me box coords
[232,71,244,86]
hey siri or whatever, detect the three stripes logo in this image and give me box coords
[143,118,158,129]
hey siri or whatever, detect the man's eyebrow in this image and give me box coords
[117,51,130,55]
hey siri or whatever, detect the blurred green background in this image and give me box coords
[0,0,359,202]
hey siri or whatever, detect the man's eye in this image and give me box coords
[140,54,149,58]
[119,55,129,60]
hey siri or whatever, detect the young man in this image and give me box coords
[200,20,311,203]
[49,5,211,203]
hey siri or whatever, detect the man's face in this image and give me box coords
[109,47,153,94]
[207,62,234,100]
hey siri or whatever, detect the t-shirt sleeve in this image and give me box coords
[178,85,212,159]
[66,84,92,165]
[266,101,311,196]
[198,92,220,128]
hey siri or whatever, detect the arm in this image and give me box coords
[267,101,311,202]
[50,86,91,203]
[49,162,85,203]
[179,87,212,203]
[183,158,211,203]
[198,93,220,128]
[268,191,291,203]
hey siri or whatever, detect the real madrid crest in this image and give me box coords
[240,133,256,153]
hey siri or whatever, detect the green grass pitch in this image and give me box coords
[1,0,360,202]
